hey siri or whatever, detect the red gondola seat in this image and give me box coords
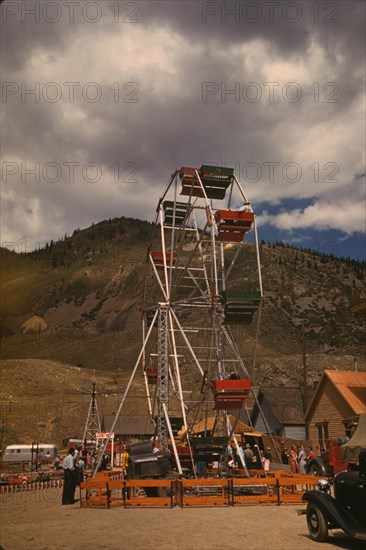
[210,379,252,410]
[179,167,203,197]
[145,368,158,384]
[214,210,254,242]
[151,251,177,269]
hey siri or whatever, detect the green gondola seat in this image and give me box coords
[163,200,189,226]
[220,290,261,325]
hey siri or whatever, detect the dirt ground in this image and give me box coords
[0,489,364,550]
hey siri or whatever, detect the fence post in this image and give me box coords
[170,481,174,508]
[123,480,127,509]
[179,479,183,508]
[228,478,233,507]
[106,482,110,509]
[276,478,281,506]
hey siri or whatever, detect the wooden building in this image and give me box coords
[101,415,155,442]
[305,370,366,449]
[251,387,310,439]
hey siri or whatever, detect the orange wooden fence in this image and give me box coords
[80,472,320,509]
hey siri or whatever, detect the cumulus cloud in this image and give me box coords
[0,0,365,255]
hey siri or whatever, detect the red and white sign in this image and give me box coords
[96,432,114,439]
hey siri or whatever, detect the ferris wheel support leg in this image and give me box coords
[226,416,249,476]
[92,309,159,476]
[158,305,169,449]
[168,310,189,431]
[251,387,282,464]
[142,318,154,419]
[162,403,183,475]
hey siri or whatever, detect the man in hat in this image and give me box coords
[62,448,76,505]
[243,443,254,469]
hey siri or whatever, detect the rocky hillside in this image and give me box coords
[1,217,364,372]
[0,217,365,447]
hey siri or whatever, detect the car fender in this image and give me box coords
[303,490,366,538]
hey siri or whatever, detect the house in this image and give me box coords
[101,414,155,442]
[305,370,366,449]
[251,387,311,439]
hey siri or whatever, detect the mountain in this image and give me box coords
[1,216,364,365]
[0,217,365,446]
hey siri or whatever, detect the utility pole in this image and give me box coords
[302,320,309,439]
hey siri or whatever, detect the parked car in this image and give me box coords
[302,450,366,542]
[306,437,349,476]
[7,474,33,486]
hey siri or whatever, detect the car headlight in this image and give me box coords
[318,479,330,492]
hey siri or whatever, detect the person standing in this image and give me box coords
[289,445,299,473]
[62,448,76,505]
[243,443,254,470]
[298,446,307,474]
[75,457,85,486]
[122,447,130,479]
[263,447,272,472]
[307,446,315,462]
[281,448,289,465]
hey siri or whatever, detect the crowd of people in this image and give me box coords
[61,442,132,505]
[217,442,317,475]
[282,445,315,474]
[225,441,272,472]
[61,439,318,503]
[61,446,90,505]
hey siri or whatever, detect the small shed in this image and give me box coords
[182,415,262,437]
[305,370,366,449]
[251,387,311,439]
[101,415,155,442]
[21,315,48,334]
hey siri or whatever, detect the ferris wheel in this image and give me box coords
[106,165,263,474]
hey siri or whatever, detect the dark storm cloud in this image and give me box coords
[0,0,365,249]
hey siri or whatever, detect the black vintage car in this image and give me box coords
[302,450,366,542]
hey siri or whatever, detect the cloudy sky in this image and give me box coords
[1,0,365,258]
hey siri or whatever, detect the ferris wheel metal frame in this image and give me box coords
[96,165,276,476]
